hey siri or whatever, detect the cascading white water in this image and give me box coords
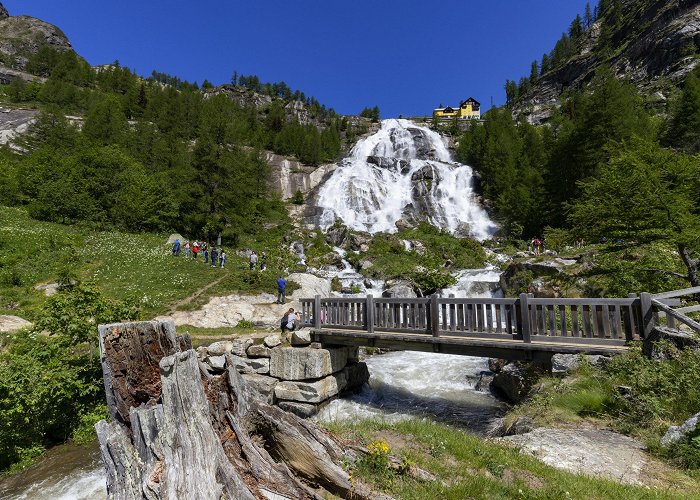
[317,119,498,240]
[315,267,505,431]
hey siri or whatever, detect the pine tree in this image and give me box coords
[584,2,593,29]
[540,54,551,76]
[530,60,539,84]
[663,69,700,154]
[569,15,583,40]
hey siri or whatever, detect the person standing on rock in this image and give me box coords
[249,250,258,270]
[276,276,286,304]
[210,247,218,268]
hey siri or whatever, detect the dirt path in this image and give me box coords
[167,275,228,315]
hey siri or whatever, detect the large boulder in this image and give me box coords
[270,347,348,380]
[0,315,32,333]
[382,282,417,299]
[274,371,347,404]
[324,224,348,247]
[246,344,272,358]
[491,362,537,403]
[207,340,234,356]
[291,329,312,346]
[343,362,370,391]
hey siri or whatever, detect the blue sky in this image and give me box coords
[4,1,593,117]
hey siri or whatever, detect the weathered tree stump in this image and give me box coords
[95,320,387,499]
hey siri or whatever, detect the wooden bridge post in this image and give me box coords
[366,294,375,333]
[430,294,440,338]
[519,293,532,343]
[640,292,655,339]
[313,295,321,330]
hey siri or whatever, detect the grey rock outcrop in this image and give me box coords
[325,224,348,247]
[0,3,9,19]
[502,428,648,485]
[264,334,282,348]
[661,412,700,446]
[0,14,73,70]
[514,2,700,124]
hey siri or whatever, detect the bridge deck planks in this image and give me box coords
[311,327,628,362]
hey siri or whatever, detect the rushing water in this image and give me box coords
[0,442,106,500]
[316,351,502,433]
[317,119,498,240]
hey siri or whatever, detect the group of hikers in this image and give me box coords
[171,239,274,272]
[171,239,227,267]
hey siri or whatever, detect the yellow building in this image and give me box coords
[433,97,481,120]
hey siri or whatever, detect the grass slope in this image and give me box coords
[0,206,296,321]
[325,418,700,499]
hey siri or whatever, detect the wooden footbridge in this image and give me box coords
[300,288,700,362]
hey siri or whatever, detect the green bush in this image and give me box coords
[0,283,138,471]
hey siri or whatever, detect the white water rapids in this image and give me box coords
[317,119,498,240]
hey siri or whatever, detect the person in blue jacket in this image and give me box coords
[276,276,286,304]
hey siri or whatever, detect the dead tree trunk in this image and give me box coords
[95,320,388,500]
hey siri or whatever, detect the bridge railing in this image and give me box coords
[300,288,700,346]
[300,294,643,345]
[644,287,700,335]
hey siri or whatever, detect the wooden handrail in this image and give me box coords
[651,299,700,332]
[651,286,700,300]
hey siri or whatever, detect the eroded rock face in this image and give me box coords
[0,15,73,70]
[0,4,9,20]
[270,346,348,380]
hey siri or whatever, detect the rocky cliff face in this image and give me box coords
[516,0,700,124]
[0,3,73,70]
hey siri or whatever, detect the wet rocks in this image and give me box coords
[491,362,538,403]
[551,353,609,375]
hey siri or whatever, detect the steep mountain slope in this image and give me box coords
[0,2,72,72]
[516,0,700,123]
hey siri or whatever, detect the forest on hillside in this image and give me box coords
[0,48,362,243]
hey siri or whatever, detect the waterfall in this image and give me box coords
[317,119,498,240]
